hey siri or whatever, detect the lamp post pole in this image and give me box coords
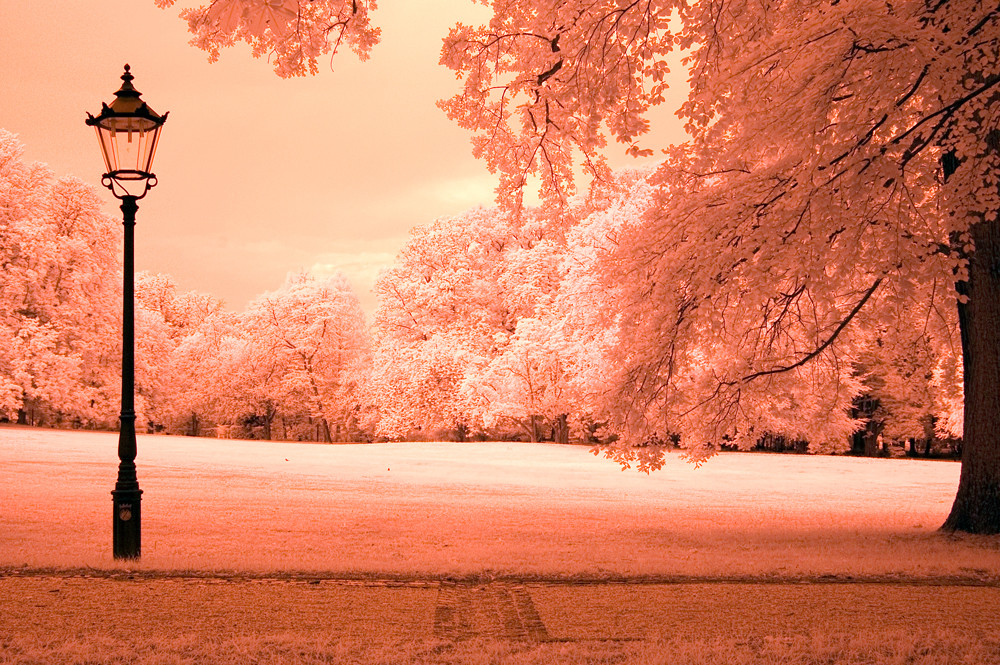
[112,195,141,558]
[87,65,167,560]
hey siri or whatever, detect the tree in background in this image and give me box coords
[163,308,244,435]
[239,272,370,441]
[370,205,581,441]
[1,129,373,441]
[850,289,964,457]
[153,272,370,441]
[0,130,120,427]
[370,207,516,439]
[134,271,226,432]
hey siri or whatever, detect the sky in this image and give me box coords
[0,1,686,314]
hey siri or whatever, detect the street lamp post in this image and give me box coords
[86,64,167,559]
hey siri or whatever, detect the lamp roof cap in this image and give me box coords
[86,64,167,126]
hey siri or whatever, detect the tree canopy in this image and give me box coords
[116,1,1000,531]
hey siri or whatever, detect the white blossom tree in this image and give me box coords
[154,0,1000,531]
[370,207,513,438]
[133,271,226,432]
[155,0,380,77]
[436,0,999,532]
[371,205,582,441]
[163,309,244,435]
[237,272,370,441]
[0,130,120,427]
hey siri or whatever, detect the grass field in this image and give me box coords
[4,630,1000,665]
[2,424,998,579]
[3,425,1000,663]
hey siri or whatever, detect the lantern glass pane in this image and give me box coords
[142,124,162,174]
[95,116,162,178]
[94,126,115,175]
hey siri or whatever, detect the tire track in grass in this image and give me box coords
[3,574,999,645]
[432,582,474,641]
[510,584,551,642]
[433,582,550,642]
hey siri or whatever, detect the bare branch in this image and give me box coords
[739,278,883,383]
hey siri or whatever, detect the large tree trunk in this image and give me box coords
[942,218,1000,533]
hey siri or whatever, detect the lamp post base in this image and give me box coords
[112,483,142,559]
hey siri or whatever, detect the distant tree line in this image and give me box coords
[1,130,963,459]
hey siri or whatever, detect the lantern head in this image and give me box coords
[86,65,167,197]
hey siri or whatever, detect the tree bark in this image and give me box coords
[522,415,540,442]
[920,415,935,457]
[263,404,275,441]
[943,218,1000,533]
[552,413,569,443]
[863,427,880,458]
[849,396,881,456]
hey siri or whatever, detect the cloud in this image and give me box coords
[423,173,499,209]
[307,249,400,315]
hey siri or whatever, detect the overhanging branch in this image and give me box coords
[739,277,883,383]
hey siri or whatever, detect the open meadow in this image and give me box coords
[2,424,998,578]
[3,425,1000,663]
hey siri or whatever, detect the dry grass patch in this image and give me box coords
[2,632,999,664]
